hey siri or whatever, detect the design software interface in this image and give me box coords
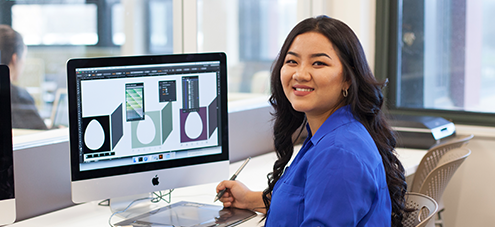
[75,61,222,171]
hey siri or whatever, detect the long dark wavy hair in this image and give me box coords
[262,16,407,226]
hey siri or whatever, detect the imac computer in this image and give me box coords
[67,53,229,211]
[0,65,15,225]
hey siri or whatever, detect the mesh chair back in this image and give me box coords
[418,147,471,204]
[402,192,438,227]
[410,134,473,192]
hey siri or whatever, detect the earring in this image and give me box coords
[342,89,348,98]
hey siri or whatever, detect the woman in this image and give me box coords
[216,16,407,226]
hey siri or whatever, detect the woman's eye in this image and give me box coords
[285,59,297,64]
[313,61,327,66]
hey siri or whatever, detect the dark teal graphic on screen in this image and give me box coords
[126,83,145,121]
[111,104,124,148]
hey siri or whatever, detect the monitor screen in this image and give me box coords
[0,65,16,225]
[67,53,229,204]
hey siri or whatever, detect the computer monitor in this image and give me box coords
[67,53,229,205]
[0,65,16,225]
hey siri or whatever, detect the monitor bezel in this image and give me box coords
[67,53,229,182]
[0,64,16,225]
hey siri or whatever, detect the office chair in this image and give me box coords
[402,192,438,227]
[409,134,473,193]
[417,147,471,227]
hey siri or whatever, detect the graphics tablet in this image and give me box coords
[114,201,257,227]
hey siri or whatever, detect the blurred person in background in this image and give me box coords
[0,24,47,130]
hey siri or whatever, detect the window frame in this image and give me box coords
[375,0,495,126]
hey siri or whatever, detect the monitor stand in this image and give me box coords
[109,193,164,219]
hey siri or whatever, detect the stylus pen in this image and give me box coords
[214,157,251,202]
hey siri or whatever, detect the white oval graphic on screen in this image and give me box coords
[84,119,105,150]
[137,116,156,144]
[185,111,203,140]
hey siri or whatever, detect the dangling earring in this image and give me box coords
[342,89,348,98]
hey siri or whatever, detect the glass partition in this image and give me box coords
[0,0,174,131]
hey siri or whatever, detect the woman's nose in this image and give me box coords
[293,66,311,82]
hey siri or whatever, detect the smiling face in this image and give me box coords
[280,32,349,128]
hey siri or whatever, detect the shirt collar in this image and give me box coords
[307,105,355,146]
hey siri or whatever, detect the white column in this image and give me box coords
[297,0,312,22]
[121,0,146,55]
[464,0,482,109]
[183,0,198,53]
[173,0,183,54]
[327,0,376,72]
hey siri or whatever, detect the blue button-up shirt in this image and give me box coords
[265,106,391,226]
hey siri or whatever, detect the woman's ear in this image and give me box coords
[9,53,19,82]
[10,53,18,65]
[343,80,350,91]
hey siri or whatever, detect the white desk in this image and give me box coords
[7,146,426,227]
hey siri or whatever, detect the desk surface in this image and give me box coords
[8,146,426,227]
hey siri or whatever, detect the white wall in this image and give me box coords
[442,125,495,227]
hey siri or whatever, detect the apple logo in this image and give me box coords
[152,175,159,186]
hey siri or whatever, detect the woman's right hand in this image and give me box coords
[215,180,266,213]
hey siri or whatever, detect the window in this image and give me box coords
[375,0,495,125]
[12,4,98,45]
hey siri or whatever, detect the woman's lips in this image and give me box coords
[293,86,314,96]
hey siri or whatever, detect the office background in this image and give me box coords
[1,0,494,226]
